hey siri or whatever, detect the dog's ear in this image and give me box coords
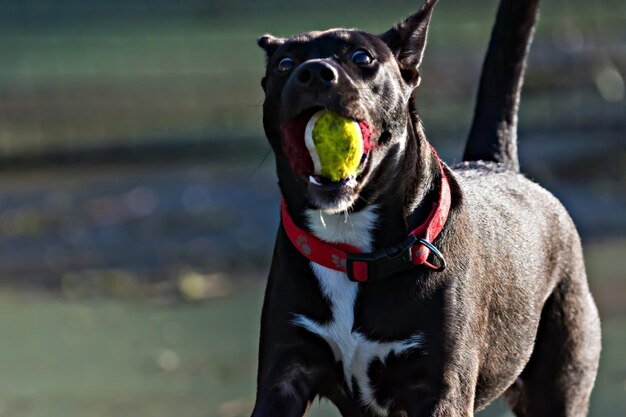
[380,0,438,87]
[258,34,286,59]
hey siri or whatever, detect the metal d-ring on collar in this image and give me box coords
[418,238,447,272]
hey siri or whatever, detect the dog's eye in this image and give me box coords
[277,57,295,73]
[351,50,373,66]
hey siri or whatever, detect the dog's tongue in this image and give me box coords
[281,111,372,181]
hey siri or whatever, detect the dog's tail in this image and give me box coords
[463,0,541,172]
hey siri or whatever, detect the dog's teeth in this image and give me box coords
[309,175,322,186]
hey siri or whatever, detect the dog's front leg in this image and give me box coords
[426,367,478,417]
[404,360,478,417]
[251,384,311,417]
[251,345,325,417]
[427,401,474,417]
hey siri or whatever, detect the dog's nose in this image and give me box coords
[295,61,338,90]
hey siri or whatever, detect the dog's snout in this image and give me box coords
[295,61,337,90]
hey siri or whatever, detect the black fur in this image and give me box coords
[252,1,601,416]
[464,0,541,172]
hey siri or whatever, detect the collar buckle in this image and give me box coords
[346,234,418,283]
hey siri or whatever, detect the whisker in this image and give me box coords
[319,210,327,229]
[247,147,273,178]
[357,194,374,205]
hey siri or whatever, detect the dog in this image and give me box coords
[252,0,601,416]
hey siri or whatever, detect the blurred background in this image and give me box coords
[0,0,624,416]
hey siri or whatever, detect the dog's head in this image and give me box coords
[258,0,437,214]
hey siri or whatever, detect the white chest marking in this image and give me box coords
[291,207,423,416]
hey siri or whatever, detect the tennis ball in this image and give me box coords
[304,110,364,182]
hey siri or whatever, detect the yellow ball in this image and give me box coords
[304,110,364,182]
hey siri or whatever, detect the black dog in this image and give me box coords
[252,0,601,416]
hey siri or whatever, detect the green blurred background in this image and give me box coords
[0,0,624,416]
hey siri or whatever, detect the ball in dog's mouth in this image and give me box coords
[281,109,372,188]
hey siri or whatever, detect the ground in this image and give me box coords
[0,240,623,417]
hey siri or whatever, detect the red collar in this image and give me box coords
[281,147,451,283]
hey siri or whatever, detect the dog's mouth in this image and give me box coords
[280,106,374,210]
[307,149,371,187]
